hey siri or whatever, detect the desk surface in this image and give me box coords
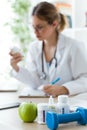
[0,92,87,130]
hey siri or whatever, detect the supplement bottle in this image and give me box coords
[37,103,48,124]
[57,95,70,114]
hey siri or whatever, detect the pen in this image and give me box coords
[38,77,61,90]
[51,77,60,85]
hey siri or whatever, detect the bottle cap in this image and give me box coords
[49,96,54,105]
[10,46,20,53]
[58,95,68,103]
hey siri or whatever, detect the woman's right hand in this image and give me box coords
[9,51,23,72]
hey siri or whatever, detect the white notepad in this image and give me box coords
[19,87,49,98]
[0,82,18,92]
[0,86,18,92]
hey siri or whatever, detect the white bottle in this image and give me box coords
[37,103,48,124]
[48,96,56,112]
[57,95,70,114]
[10,46,21,54]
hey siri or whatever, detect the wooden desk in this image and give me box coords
[0,92,87,130]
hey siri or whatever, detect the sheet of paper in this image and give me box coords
[0,81,18,92]
[18,87,49,98]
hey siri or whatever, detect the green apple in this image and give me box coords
[18,102,37,122]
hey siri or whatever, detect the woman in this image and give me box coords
[9,2,87,97]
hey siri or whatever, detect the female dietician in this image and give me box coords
[9,2,87,97]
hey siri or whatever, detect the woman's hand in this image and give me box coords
[43,84,69,97]
[9,51,23,72]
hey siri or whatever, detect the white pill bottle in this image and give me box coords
[37,103,48,124]
[57,95,70,114]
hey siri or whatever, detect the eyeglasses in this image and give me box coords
[32,23,49,33]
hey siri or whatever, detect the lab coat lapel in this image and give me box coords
[43,55,56,82]
[49,33,65,81]
[49,59,57,81]
[43,53,48,76]
[55,33,66,64]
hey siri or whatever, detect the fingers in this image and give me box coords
[9,51,23,61]
[43,85,60,97]
[43,85,52,91]
[9,50,23,72]
[43,85,54,94]
[10,53,23,62]
[11,55,23,64]
[9,51,22,57]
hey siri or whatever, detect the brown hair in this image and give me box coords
[32,2,67,32]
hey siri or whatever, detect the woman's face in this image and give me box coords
[32,16,57,41]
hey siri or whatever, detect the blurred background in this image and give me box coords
[0,0,87,87]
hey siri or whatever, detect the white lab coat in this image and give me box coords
[11,33,87,95]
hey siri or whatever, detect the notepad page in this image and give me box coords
[19,87,47,97]
[0,81,18,92]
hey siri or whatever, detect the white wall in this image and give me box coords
[0,1,11,74]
